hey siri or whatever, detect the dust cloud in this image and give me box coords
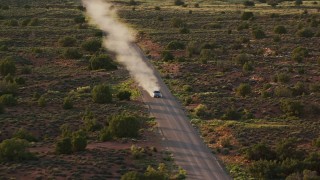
[82,0,160,95]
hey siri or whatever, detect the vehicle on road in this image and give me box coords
[153,90,162,98]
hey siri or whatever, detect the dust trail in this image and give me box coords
[82,0,159,95]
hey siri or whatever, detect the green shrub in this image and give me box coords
[171,18,185,28]
[243,1,255,6]
[144,165,168,180]
[243,62,254,72]
[13,128,38,142]
[166,41,185,50]
[130,145,145,159]
[154,6,161,10]
[81,39,101,52]
[237,22,249,31]
[99,127,113,141]
[180,27,190,34]
[236,83,251,97]
[0,103,4,114]
[121,171,144,180]
[82,110,102,132]
[89,55,117,71]
[0,57,16,76]
[74,15,85,24]
[161,51,174,61]
[108,114,141,138]
[267,0,279,7]
[38,95,47,107]
[72,130,87,152]
[186,41,200,57]
[249,160,280,179]
[0,138,34,162]
[55,137,72,154]
[276,73,290,83]
[280,100,304,116]
[200,49,215,63]
[29,18,40,26]
[297,28,314,38]
[274,25,287,34]
[276,138,303,160]
[273,35,281,42]
[292,82,305,96]
[6,19,19,26]
[0,94,17,106]
[274,86,293,97]
[15,77,25,85]
[58,36,77,47]
[233,53,249,65]
[222,108,242,120]
[63,96,73,109]
[21,18,31,26]
[194,104,209,119]
[91,84,112,104]
[246,143,276,160]
[129,0,137,5]
[202,23,222,29]
[241,12,254,20]
[117,91,131,101]
[0,81,18,95]
[2,5,9,10]
[295,0,303,6]
[303,153,320,173]
[292,47,308,63]
[309,83,320,92]
[4,74,14,83]
[174,0,185,6]
[0,45,8,51]
[63,48,82,59]
[253,29,266,39]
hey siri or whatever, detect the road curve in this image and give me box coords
[133,44,231,180]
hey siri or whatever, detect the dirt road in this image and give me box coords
[134,44,231,180]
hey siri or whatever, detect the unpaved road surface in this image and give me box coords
[134,44,231,180]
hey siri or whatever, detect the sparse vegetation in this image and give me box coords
[91,84,112,104]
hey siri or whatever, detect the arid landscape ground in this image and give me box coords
[0,0,319,179]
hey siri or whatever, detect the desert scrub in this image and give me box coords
[275,73,290,84]
[58,36,77,47]
[13,128,38,142]
[117,91,131,101]
[0,138,35,162]
[63,48,82,59]
[99,127,112,141]
[89,55,117,71]
[161,51,174,61]
[252,29,266,39]
[91,84,112,103]
[280,100,304,116]
[63,96,73,109]
[274,25,287,34]
[236,83,251,97]
[130,145,145,159]
[194,104,210,119]
[81,38,101,52]
[233,53,249,65]
[38,95,47,107]
[0,94,17,106]
[292,46,308,63]
[166,41,185,50]
[274,86,293,97]
[0,57,16,76]
[0,80,18,95]
[108,114,141,138]
[297,28,314,38]
[241,12,254,20]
